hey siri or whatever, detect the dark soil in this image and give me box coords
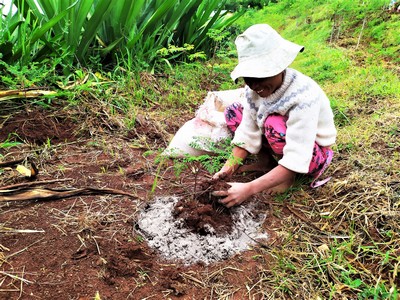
[173,179,232,236]
[0,108,77,144]
[0,105,284,299]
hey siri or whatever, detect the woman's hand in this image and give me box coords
[212,146,249,180]
[213,165,296,208]
[212,182,253,208]
[212,164,236,180]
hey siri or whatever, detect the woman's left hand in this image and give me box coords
[212,182,253,208]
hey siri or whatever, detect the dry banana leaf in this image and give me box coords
[0,187,137,202]
[0,89,57,101]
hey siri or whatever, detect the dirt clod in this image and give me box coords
[173,179,232,235]
[0,109,77,144]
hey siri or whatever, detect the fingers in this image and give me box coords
[211,181,249,208]
[219,196,243,208]
[211,189,234,207]
[211,190,228,197]
[212,171,227,181]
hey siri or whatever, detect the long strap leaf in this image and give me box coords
[76,0,112,62]
[12,7,71,59]
[127,0,178,49]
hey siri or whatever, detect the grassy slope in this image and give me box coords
[222,1,400,299]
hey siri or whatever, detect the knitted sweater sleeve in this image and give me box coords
[279,92,321,173]
[231,100,263,154]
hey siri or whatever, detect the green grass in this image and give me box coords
[1,0,399,299]
[228,2,400,299]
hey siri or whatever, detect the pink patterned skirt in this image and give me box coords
[225,102,333,188]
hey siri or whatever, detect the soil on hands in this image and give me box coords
[173,179,232,236]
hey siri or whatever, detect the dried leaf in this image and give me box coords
[0,187,137,202]
[16,165,32,177]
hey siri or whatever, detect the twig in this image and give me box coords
[181,272,206,287]
[6,238,45,260]
[0,228,45,233]
[92,236,101,255]
[356,17,367,49]
[0,271,33,284]
[208,266,243,279]
[19,266,26,299]
[0,244,10,251]
[0,159,24,168]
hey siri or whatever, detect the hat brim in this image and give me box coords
[231,40,304,82]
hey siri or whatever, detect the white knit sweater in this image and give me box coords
[232,68,337,174]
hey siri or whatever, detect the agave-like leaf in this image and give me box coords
[13,6,72,62]
[76,0,112,62]
[7,0,244,68]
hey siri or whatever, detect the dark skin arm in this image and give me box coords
[213,146,295,207]
[213,165,295,207]
[212,146,248,179]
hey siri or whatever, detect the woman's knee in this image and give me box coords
[264,114,288,155]
[224,102,243,133]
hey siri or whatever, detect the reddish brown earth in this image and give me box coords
[173,180,232,236]
[0,106,285,299]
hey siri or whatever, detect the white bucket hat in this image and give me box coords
[231,24,304,81]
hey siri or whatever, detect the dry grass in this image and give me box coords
[216,94,399,299]
[1,44,399,299]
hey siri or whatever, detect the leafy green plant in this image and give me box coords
[0,59,62,88]
[3,0,243,73]
[156,43,207,70]
[161,137,234,181]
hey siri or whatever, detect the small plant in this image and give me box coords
[0,140,22,150]
[165,137,232,179]
[157,43,207,69]
[94,291,101,300]
[135,235,144,243]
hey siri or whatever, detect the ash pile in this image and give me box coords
[136,196,269,265]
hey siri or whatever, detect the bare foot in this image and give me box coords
[267,176,295,195]
[237,162,272,173]
[237,148,277,174]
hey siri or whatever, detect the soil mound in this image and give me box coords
[173,179,232,236]
[137,194,268,265]
[0,109,76,144]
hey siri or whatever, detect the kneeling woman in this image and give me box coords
[213,24,337,207]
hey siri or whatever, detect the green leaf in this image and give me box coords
[76,0,112,61]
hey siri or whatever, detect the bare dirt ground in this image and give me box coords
[1,94,399,299]
[0,105,284,299]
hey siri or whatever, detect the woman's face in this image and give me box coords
[244,72,284,98]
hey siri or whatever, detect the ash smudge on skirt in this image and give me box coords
[136,196,268,265]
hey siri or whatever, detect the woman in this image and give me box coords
[212,24,337,207]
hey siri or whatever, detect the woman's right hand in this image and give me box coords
[212,165,236,181]
[212,146,249,180]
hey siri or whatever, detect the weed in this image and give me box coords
[135,235,144,243]
[0,140,22,150]
[170,137,235,178]
[157,44,207,69]
[388,125,399,137]
[94,291,102,300]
